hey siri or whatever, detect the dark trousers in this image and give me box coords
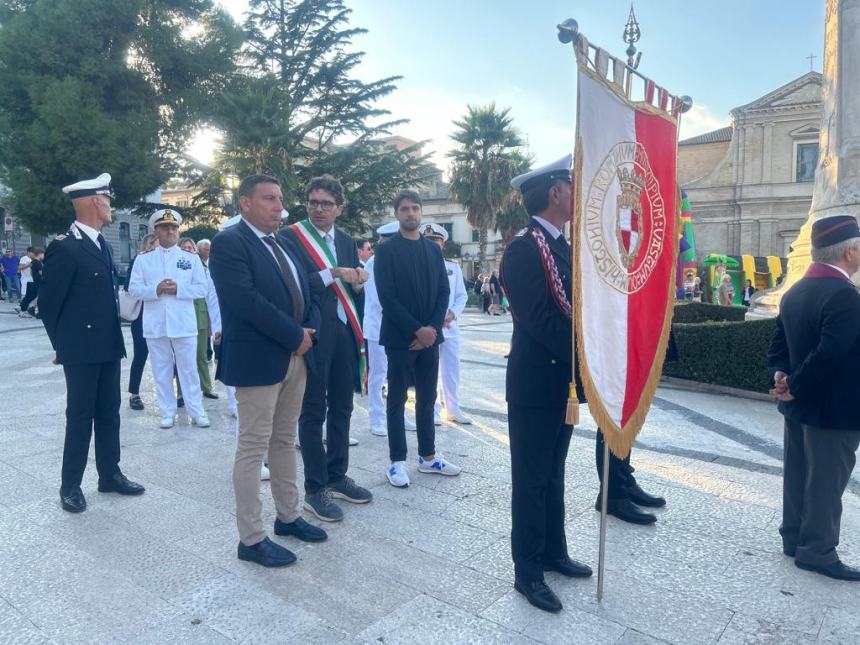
[509,403,572,582]
[61,360,122,491]
[596,428,634,500]
[19,282,39,312]
[127,314,148,395]
[386,345,439,462]
[298,321,357,494]
[781,418,860,566]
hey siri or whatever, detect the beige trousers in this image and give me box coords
[234,356,307,546]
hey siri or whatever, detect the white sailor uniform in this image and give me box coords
[128,244,209,421]
[435,259,468,419]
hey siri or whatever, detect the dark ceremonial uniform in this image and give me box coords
[39,224,125,493]
[501,217,584,583]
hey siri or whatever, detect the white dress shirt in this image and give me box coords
[532,216,562,240]
[74,221,102,247]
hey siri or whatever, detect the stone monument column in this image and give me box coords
[748,0,860,318]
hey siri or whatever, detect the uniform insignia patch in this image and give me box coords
[71,227,82,240]
[55,234,67,241]
[515,227,528,237]
[176,258,192,270]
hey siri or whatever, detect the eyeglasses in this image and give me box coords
[308,199,338,211]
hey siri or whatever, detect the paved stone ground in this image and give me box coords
[0,306,859,644]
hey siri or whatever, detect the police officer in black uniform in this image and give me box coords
[40,173,145,513]
[501,156,592,614]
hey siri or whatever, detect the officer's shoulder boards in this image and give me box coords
[514,227,528,238]
[54,234,67,241]
[140,247,155,255]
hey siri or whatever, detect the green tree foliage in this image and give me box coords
[0,0,242,234]
[195,0,436,234]
[448,103,529,271]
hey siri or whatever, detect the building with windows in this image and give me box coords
[678,72,822,259]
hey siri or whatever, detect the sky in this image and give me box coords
[198,0,825,170]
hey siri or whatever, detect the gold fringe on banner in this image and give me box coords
[571,75,681,460]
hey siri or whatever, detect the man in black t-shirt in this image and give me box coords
[374,190,459,488]
[19,247,44,318]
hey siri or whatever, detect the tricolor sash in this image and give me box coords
[289,220,367,394]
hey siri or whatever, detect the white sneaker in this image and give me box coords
[447,411,472,425]
[418,454,461,477]
[260,463,270,481]
[370,424,387,437]
[159,416,175,429]
[404,416,417,432]
[434,412,442,426]
[349,436,359,446]
[192,416,211,428]
[387,461,410,487]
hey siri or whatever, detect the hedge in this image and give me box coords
[672,301,747,324]
[663,317,776,393]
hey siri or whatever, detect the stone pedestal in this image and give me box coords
[747,0,860,319]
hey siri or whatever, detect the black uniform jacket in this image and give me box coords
[39,225,125,366]
[374,232,450,350]
[279,223,364,356]
[501,218,583,408]
[767,264,860,430]
[210,220,319,388]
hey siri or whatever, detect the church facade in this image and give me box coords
[678,72,822,259]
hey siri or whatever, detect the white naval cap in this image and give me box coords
[376,221,399,236]
[62,173,113,199]
[511,154,572,193]
[148,208,183,230]
[421,222,448,242]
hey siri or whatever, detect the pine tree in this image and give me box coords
[198,0,436,233]
[0,0,242,234]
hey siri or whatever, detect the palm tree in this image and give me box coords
[448,104,529,271]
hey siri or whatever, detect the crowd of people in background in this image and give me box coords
[1,246,45,318]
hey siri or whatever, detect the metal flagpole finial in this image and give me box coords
[557,18,579,44]
[623,4,642,69]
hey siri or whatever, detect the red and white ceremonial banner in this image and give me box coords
[574,66,680,459]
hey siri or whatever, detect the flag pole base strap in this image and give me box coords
[597,440,610,602]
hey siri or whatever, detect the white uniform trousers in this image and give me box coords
[436,331,462,417]
[147,336,205,420]
[367,339,387,428]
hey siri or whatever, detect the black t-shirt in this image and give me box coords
[31,259,43,286]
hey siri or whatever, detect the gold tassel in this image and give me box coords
[565,383,580,426]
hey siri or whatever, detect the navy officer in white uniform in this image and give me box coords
[129,209,210,429]
[39,173,145,513]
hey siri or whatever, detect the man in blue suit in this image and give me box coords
[210,175,326,568]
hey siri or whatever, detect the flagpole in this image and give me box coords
[598,441,610,601]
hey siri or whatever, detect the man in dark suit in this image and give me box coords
[279,175,373,522]
[39,173,145,513]
[210,174,327,568]
[501,156,592,613]
[767,214,860,582]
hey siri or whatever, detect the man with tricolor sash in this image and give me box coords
[280,175,373,522]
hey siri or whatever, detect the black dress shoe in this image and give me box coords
[595,496,657,525]
[203,391,219,400]
[795,559,860,581]
[627,481,666,508]
[238,537,296,567]
[98,473,146,495]
[543,557,593,578]
[274,517,328,542]
[783,545,796,558]
[514,578,562,613]
[129,395,144,411]
[60,487,86,513]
